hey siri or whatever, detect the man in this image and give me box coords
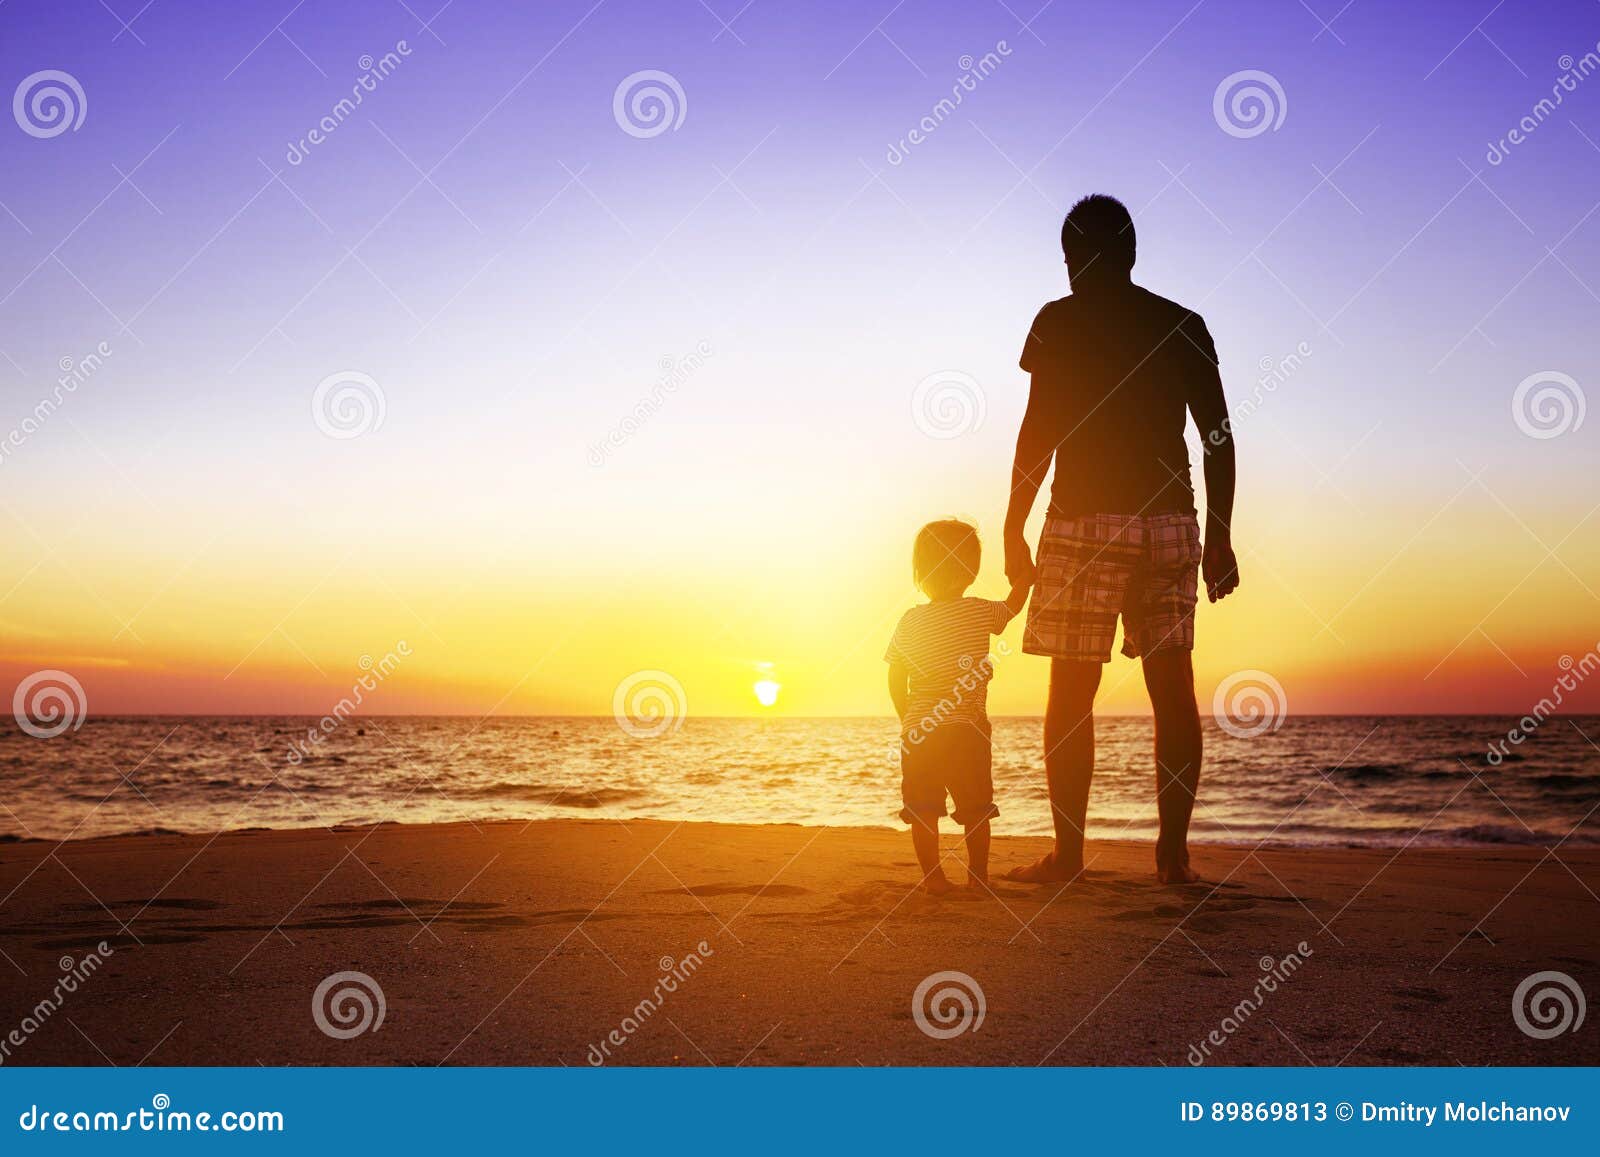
[1003,194,1239,886]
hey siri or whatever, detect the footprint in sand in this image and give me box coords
[656,883,811,898]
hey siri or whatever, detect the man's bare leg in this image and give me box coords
[1007,659,1101,882]
[1144,649,1202,884]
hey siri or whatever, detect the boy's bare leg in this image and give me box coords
[1144,649,1202,884]
[1008,659,1101,882]
[909,814,957,894]
[963,818,991,889]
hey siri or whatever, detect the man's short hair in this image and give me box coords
[1060,194,1136,271]
[912,520,982,598]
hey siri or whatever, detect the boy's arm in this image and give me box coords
[1003,375,1055,588]
[886,659,909,722]
[1187,323,1239,603]
[1002,580,1031,619]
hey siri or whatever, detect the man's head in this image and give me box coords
[912,519,982,600]
[1060,193,1135,288]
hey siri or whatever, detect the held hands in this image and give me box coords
[1004,532,1036,589]
[1202,534,1240,603]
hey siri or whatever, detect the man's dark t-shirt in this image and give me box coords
[1019,284,1222,518]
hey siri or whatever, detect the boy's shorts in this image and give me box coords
[899,719,998,827]
[1023,512,1202,663]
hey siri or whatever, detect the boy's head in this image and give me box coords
[912,519,982,599]
[1060,193,1135,287]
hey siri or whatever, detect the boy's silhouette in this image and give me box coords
[1003,194,1239,885]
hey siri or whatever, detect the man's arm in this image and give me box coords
[1004,378,1055,587]
[1189,345,1240,603]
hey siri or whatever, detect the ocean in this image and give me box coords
[2,715,1596,847]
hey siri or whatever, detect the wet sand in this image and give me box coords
[1,819,1596,1066]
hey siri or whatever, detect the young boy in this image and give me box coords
[885,520,1030,895]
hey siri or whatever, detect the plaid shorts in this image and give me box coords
[1023,512,1201,663]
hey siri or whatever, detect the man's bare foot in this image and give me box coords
[1003,852,1082,884]
[1156,859,1201,885]
[921,873,959,896]
[964,876,994,897]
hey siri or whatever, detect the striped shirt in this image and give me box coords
[885,597,1013,728]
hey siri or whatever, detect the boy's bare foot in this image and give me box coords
[921,873,959,896]
[1003,852,1081,884]
[963,878,995,898]
[1156,859,1201,885]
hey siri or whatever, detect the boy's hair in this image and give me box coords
[912,520,981,597]
[1060,193,1136,272]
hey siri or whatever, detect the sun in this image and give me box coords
[753,678,781,708]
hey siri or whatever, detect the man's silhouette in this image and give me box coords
[1003,194,1239,885]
